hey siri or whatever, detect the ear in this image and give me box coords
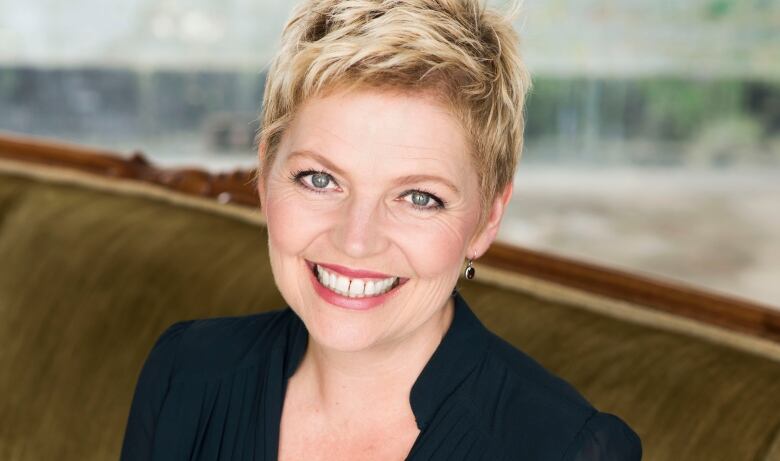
[468,182,513,259]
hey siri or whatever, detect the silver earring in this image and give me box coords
[464,254,476,280]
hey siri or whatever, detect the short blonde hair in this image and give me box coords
[258,0,531,215]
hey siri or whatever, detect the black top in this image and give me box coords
[121,292,641,460]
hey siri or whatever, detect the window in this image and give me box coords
[2,0,778,307]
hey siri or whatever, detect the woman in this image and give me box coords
[122,0,641,459]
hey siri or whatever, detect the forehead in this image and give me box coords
[279,89,473,177]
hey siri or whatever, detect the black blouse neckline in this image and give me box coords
[122,288,642,459]
[279,291,492,430]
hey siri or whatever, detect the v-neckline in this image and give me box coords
[267,292,490,460]
[275,376,424,461]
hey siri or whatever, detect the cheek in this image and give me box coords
[263,188,334,307]
[265,196,306,255]
[394,216,476,279]
[264,185,331,256]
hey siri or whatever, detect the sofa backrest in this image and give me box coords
[2,158,780,461]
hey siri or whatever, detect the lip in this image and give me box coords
[305,260,408,311]
[306,260,398,280]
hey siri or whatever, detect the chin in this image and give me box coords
[297,304,387,352]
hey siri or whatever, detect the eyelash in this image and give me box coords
[288,169,447,211]
[288,169,337,194]
[406,187,447,211]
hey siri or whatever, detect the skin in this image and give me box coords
[257,88,512,460]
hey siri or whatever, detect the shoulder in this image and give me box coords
[562,411,642,461]
[121,309,297,459]
[483,333,592,414]
[467,333,641,459]
[148,308,297,381]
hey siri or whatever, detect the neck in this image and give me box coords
[290,297,455,426]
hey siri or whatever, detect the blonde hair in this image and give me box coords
[258,0,531,215]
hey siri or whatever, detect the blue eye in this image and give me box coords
[310,172,331,188]
[290,169,339,192]
[411,191,431,207]
[402,190,446,211]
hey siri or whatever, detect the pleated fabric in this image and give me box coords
[120,293,640,460]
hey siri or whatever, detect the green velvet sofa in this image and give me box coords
[1,136,780,460]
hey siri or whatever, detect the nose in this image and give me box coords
[329,194,390,260]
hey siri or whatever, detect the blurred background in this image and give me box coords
[0,0,778,308]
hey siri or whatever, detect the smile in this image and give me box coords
[305,260,407,310]
[314,264,399,298]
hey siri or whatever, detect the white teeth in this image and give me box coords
[316,265,328,287]
[335,275,350,294]
[321,269,330,287]
[349,279,365,297]
[364,280,377,296]
[314,264,398,298]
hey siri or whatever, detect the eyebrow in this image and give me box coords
[395,174,460,195]
[287,150,346,177]
[287,150,461,195]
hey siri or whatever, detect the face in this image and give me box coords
[258,88,510,353]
